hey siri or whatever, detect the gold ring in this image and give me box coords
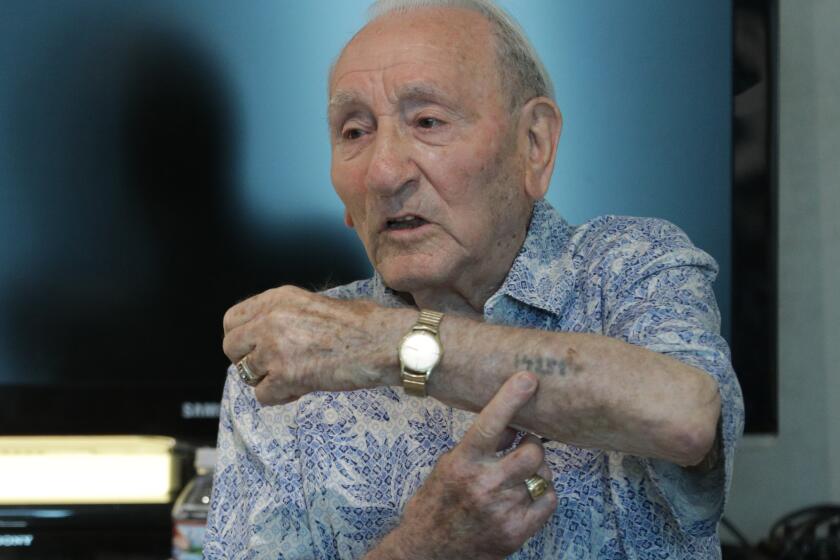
[236,356,263,387]
[524,475,549,501]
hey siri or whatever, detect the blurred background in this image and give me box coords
[0,0,838,558]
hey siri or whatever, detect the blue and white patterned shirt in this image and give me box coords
[206,199,744,559]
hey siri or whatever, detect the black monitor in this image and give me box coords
[0,1,777,441]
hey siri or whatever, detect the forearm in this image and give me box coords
[366,307,720,466]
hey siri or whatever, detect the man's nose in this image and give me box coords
[365,121,417,196]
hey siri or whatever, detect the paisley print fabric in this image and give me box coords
[205,199,744,559]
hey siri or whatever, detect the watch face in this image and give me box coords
[400,331,441,372]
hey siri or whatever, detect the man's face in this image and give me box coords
[329,8,533,300]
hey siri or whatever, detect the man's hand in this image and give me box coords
[373,372,557,560]
[222,285,392,405]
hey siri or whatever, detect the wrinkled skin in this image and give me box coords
[222,285,385,405]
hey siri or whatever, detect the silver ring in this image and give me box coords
[236,356,263,387]
[524,474,549,501]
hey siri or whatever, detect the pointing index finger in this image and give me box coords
[461,371,539,456]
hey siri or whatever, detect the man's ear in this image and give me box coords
[344,209,355,228]
[518,97,562,200]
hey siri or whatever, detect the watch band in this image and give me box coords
[401,309,444,397]
[416,309,444,333]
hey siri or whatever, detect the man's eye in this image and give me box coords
[417,117,443,129]
[342,128,365,140]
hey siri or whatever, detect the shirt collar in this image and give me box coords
[484,199,576,318]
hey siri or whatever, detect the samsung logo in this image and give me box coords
[0,534,34,547]
[181,401,221,419]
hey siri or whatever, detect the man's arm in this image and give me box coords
[222,284,721,468]
[361,306,721,467]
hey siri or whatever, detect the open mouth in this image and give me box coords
[385,215,429,231]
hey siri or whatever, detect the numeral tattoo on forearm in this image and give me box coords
[514,350,582,377]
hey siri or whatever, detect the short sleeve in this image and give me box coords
[600,219,745,537]
[205,368,315,559]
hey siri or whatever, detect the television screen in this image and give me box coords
[0,0,775,441]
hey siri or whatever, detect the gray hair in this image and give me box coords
[339,0,554,111]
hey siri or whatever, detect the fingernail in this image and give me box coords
[514,373,535,392]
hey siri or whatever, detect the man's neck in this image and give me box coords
[409,289,486,320]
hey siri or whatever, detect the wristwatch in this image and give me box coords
[398,309,444,397]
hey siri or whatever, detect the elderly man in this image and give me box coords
[206,0,743,558]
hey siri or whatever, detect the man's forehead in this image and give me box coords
[329,80,462,115]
